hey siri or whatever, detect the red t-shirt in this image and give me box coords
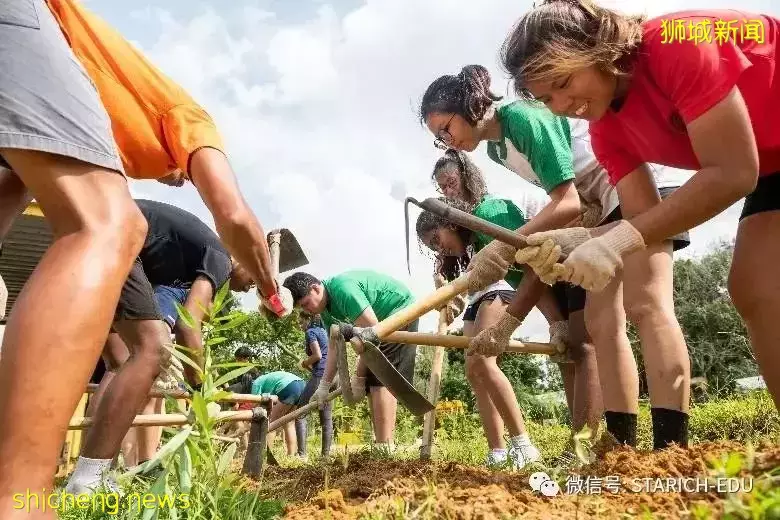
[590,10,780,185]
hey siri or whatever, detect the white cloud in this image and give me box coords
[122,0,777,341]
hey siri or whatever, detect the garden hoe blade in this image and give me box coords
[341,324,434,416]
[358,339,434,416]
[269,228,309,274]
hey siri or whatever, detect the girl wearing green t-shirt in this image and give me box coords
[419,66,691,450]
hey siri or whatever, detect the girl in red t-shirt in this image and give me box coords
[500,0,780,415]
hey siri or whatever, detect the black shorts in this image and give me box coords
[365,319,418,390]
[604,186,691,251]
[462,290,515,322]
[114,258,163,322]
[740,171,780,220]
[551,282,586,319]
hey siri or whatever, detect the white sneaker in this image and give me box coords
[508,444,541,470]
[485,449,508,468]
[65,475,120,495]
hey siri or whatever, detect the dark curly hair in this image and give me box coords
[415,197,475,281]
[282,272,321,304]
[419,64,503,126]
[234,347,254,360]
[432,149,488,207]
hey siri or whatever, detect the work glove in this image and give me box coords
[580,200,604,229]
[466,240,517,294]
[350,375,367,401]
[311,379,331,408]
[466,312,522,357]
[514,228,593,281]
[154,349,184,391]
[557,221,645,292]
[549,320,570,355]
[442,293,467,325]
[259,284,294,318]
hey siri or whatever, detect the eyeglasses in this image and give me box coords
[433,114,456,150]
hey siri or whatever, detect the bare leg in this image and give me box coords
[369,387,397,444]
[0,150,146,519]
[565,310,603,434]
[729,211,780,410]
[267,403,294,449]
[0,168,32,242]
[135,398,164,462]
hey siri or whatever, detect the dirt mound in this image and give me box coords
[265,441,778,519]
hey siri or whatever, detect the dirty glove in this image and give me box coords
[154,350,184,391]
[350,375,367,401]
[549,321,570,355]
[580,200,604,229]
[466,312,522,357]
[515,228,592,280]
[259,284,294,318]
[311,379,331,408]
[466,240,517,294]
[559,221,645,292]
[442,293,467,325]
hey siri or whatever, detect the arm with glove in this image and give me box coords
[467,267,546,357]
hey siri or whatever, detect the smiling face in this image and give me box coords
[425,112,482,152]
[524,65,618,121]
[420,226,466,257]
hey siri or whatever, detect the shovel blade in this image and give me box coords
[269,228,309,274]
[330,325,357,405]
[356,339,434,416]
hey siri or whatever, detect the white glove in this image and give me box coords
[154,349,184,390]
[350,375,367,401]
[558,221,645,292]
[515,228,592,279]
[467,312,522,357]
[259,284,294,318]
[549,320,569,355]
[466,240,517,294]
[311,379,331,408]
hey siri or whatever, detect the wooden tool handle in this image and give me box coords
[69,409,257,430]
[84,383,275,404]
[383,330,557,356]
[373,275,470,338]
[268,389,342,432]
[268,230,282,277]
[417,198,528,248]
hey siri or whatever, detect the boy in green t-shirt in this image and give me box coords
[282,270,417,450]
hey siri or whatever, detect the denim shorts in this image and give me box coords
[154,284,189,330]
[277,379,306,405]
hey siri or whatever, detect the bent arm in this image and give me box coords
[627,88,759,244]
[189,147,278,297]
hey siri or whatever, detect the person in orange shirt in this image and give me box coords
[0,1,290,515]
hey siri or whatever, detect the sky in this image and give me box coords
[84,0,778,341]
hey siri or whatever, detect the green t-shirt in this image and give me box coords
[251,371,302,396]
[320,270,414,329]
[472,197,527,289]
[486,101,576,194]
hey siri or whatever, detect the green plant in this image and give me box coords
[60,282,285,519]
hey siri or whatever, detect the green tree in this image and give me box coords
[214,301,307,377]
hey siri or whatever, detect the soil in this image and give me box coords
[247,440,780,520]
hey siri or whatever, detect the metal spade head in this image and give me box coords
[268,228,309,275]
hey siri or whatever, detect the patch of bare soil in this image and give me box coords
[251,440,779,520]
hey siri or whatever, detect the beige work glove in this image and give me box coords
[466,240,517,294]
[549,320,570,355]
[515,228,593,282]
[350,375,367,401]
[466,312,522,357]
[580,200,604,229]
[259,284,294,318]
[557,221,645,292]
[154,348,184,391]
[442,293,467,325]
[311,379,331,408]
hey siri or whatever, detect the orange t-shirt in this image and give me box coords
[46,0,224,179]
